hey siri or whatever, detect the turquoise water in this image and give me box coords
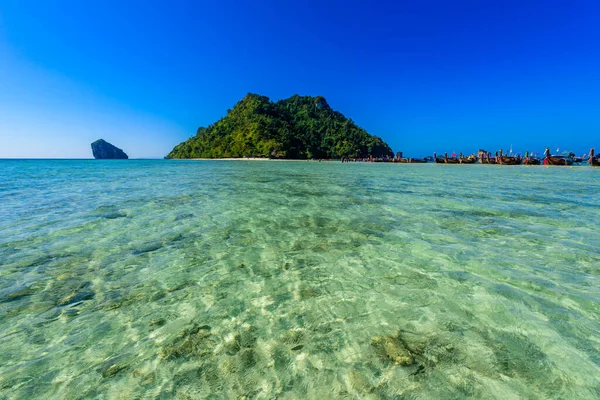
[1,160,599,399]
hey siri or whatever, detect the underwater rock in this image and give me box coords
[298,285,321,300]
[238,348,256,369]
[91,205,127,219]
[0,285,36,303]
[132,242,163,255]
[173,366,204,387]
[160,324,214,360]
[483,330,553,381]
[224,334,242,356]
[59,290,94,306]
[371,327,475,387]
[91,139,128,159]
[223,325,258,356]
[100,290,148,311]
[97,355,131,379]
[281,328,305,346]
[150,318,166,329]
[238,325,258,348]
[150,290,167,302]
[61,308,80,318]
[56,280,95,307]
[348,369,375,394]
[372,335,414,366]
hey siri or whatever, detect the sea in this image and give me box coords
[1,159,599,399]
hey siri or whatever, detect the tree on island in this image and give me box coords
[167,94,393,159]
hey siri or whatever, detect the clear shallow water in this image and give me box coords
[1,160,599,399]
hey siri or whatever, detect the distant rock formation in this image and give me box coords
[91,139,128,159]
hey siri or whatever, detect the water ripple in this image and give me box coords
[0,160,599,398]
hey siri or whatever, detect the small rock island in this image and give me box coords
[91,139,129,159]
[167,93,393,159]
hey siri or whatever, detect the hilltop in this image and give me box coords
[167,94,392,159]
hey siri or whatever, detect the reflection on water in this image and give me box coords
[1,160,599,398]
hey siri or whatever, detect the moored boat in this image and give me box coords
[588,148,599,166]
[407,158,428,163]
[479,158,497,164]
[567,152,587,164]
[523,157,541,165]
[433,152,460,164]
[456,152,477,164]
[477,150,497,164]
[497,156,521,165]
[495,149,521,165]
[459,156,477,164]
[544,156,574,166]
[542,147,574,165]
[394,151,429,163]
[435,157,460,164]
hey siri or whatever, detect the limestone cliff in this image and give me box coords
[91,139,128,159]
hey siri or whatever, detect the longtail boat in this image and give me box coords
[523,157,541,165]
[477,150,497,164]
[456,152,477,164]
[494,149,520,165]
[435,157,460,164]
[497,156,521,165]
[433,152,460,164]
[588,148,599,166]
[544,156,574,166]
[567,152,587,164]
[459,157,477,164]
[479,158,497,164]
[395,155,428,163]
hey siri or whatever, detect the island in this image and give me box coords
[91,139,129,159]
[167,94,393,159]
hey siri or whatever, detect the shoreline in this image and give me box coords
[173,158,591,167]
[186,158,315,161]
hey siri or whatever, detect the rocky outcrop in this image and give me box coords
[91,139,128,159]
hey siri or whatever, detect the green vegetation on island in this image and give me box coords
[167,93,393,159]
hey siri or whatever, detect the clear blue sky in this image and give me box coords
[1,0,599,158]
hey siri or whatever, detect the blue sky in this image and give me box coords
[1,0,599,158]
